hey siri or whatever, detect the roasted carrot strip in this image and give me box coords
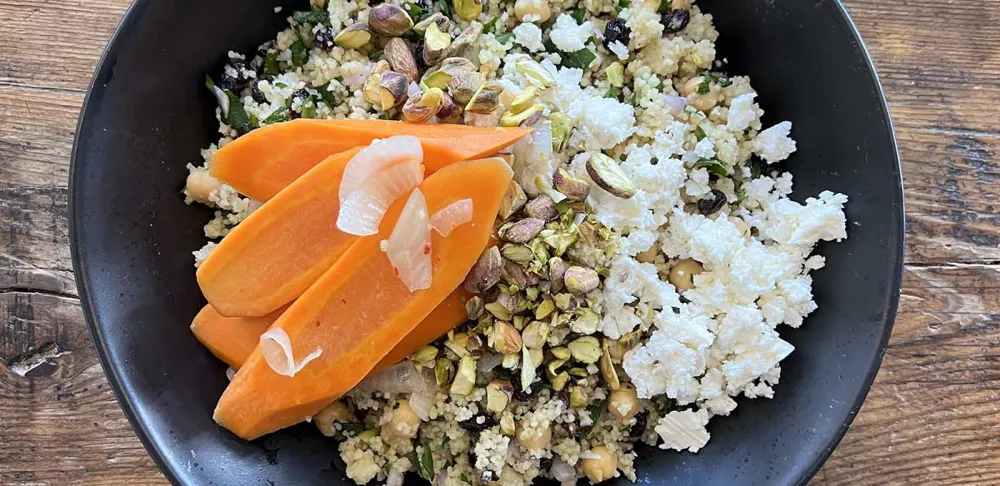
[190,304,285,369]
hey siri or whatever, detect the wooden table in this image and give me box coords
[1,0,997,484]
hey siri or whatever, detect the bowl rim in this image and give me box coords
[68,1,905,484]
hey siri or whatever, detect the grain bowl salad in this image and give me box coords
[183,0,850,484]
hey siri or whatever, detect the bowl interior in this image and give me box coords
[70,0,903,484]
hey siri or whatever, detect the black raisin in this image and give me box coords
[219,58,253,92]
[251,79,268,104]
[603,18,631,48]
[457,414,498,433]
[510,373,534,401]
[314,27,336,50]
[697,189,727,215]
[257,40,277,57]
[660,9,690,34]
[628,411,649,439]
[291,89,311,107]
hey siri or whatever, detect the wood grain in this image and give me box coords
[0,0,998,484]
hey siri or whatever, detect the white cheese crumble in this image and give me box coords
[753,121,797,163]
[566,96,636,150]
[550,14,594,53]
[655,409,711,453]
[513,23,545,52]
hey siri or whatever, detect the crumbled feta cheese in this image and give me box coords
[692,137,716,159]
[726,93,758,132]
[192,241,218,268]
[654,409,711,453]
[608,40,629,60]
[622,311,712,402]
[710,306,794,393]
[621,6,663,50]
[513,23,545,52]
[550,14,594,52]
[567,96,635,150]
[753,121,797,163]
[684,167,711,198]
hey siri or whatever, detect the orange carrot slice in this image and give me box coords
[373,288,471,372]
[210,119,529,201]
[214,157,513,440]
[196,147,365,317]
[190,304,285,369]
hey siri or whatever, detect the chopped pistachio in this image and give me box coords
[491,320,523,354]
[435,358,455,386]
[571,308,601,334]
[509,87,538,114]
[466,333,485,357]
[465,296,485,320]
[536,177,569,204]
[500,217,545,243]
[552,168,591,202]
[413,12,451,35]
[502,260,539,288]
[376,71,408,110]
[362,60,390,106]
[513,315,527,331]
[600,340,621,390]
[524,195,558,221]
[498,180,528,220]
[542,226,579,257]
[448,23,482,60]
[548,257,568,293]
[551,371,570,392]
[368,3,414,37]
[502,352,520,369]
[412,345,439,363]
[436,92,463,122]
[524,286,540,302]
[549,112,572,153]
[564,266,600,294]
[546,358,567,377]
[422,23,452,66]
[500,103,545,127]
[453,0,484,20]
[485,301,513,321]
[604,61,625,87]
[553,293,575,312]
[448,71,484,105]
[359,428,381,440]
[501,244,534,265]
[534,297,556,320]
[335,23,372,49]
[568,336,602,364]
[465,81,503,114]
[445,332,470,357]
[568,367,589,378]
[569,386,589,408]
[500,411,517,435]
[551,346,571,361]
[587,152,637,198]
[402,87,445,123]
[464,246,502,293]
[449,355,477,395]
[421,69,452,90]
[521,320,549,349]
[529,347,543,369]
[486,380,514,412]
[515,56,556,89]
[519,346,536,392]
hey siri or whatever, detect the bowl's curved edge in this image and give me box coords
[793,1,905,483]
[68,1,182,484]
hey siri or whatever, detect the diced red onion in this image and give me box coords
[663,95,687,115]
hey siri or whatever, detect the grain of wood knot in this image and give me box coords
[2,341,69,378]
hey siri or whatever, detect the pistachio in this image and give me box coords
[568,336,602,364]
[368,3,414,37]
[509,87,538,114]
[334,23,372,49]
[542,228,578,257]
[465,81,503,114]
[501,244,534,265]
[564,266,600,294]
[635,245,659,264]
[450,355,477,396]
[568,367,589,378]
[362,60,390,106]
[521,320,549,349]
[486,379,514,412]
[548,257,568,293]
[448,23,482,60]
[421,69,452,90]
[500,217,545,243]
[435,357,455,386]
[464,246,502,293]
[412,345,439,363]
[599,340,621,389]
[502,352,520,369]
[553,293,575,312]
[534,297,556,320]
[569,386,589,408]
[413,12,452,35]
[502,260,538,287]
[494,289,517,310]
[524,195,558,221]
[491,320,523,354]
[500,411,517,435]
[604,61,625,87]
[571,307,601,334]
[551,371,570,392]
[453,0,483,20]
[445,332,470,357]
[485,301,513,321]
[586,152,637,198]
[500,103,544,127]
[549,112,572,153]
[515,56,556,90]
[519,346,537,392]
[467,334,486,357]
[358,428,381,440]
[384,37,418,83]
[376,71,408,110]
[546,358,567,377]
[499,180,528,219]
[551,346,571,361]
[448,71,484,105]
[402,87,445,123]
[435,92,463,122]
[552,168,591,202]
[524,286,540,302]
[422,23,452,66]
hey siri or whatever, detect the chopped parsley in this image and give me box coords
[263,51,279,75]
[656,0,672,14]
[698,73,733,94]
[290,39,309,67]
[694,158,729,177]
[562,48,597,69]
[403,2,424,20]
[571,9,587,23]
[417,445,435,481]
[483,15,500,33]
[291,9,330,26]
[434,0,452,17]
[495,32,515,44]
[260,109,289,125]
[205,75,256,134]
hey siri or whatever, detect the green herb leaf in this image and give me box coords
[291,10,330,26]
[483,15,500,33]
[656,0,672,14]
[263,51,279,75]
[290,39,309,67]
[495,32,514,44]
[693,125,706,140]
[442,436,451,454]
[300,99,317,119]
[261,109,289,125]
[417,445,435,481]
[617,0,631,12]
[694,159,729,177]
[697,77,711,95]
[434,0,452,17]
[587,398,606,426]
[571,9,587,23]
[206,75,256,134]
[403,2,425,19]
[604,87,620,99]
[318,86,338,108]
[562,48,597,69]
[459,473,470,484]
[370,50,384,62]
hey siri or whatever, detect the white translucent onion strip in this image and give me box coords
[337,160,424,236]
[384,188,432,292]
[339,135,423,201]
[429,199,473,237]
[260,328,322,377]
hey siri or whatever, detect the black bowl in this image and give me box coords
[70,0,904,484]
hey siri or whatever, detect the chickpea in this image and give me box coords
[185,169,222,204]
[672,0,692,8]
[681,76,721,112]
[607,387,639,420]
[381,399,422,440]
[668,258,703,291]
[515,423,552,449]
[581,445,618,484]
[514,0,551,23]
[635,246,659,264]
[314,400,354,437]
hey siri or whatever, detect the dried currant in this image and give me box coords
[697,189,727,215]
[660,9,691,34]
[603,18,631,48]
